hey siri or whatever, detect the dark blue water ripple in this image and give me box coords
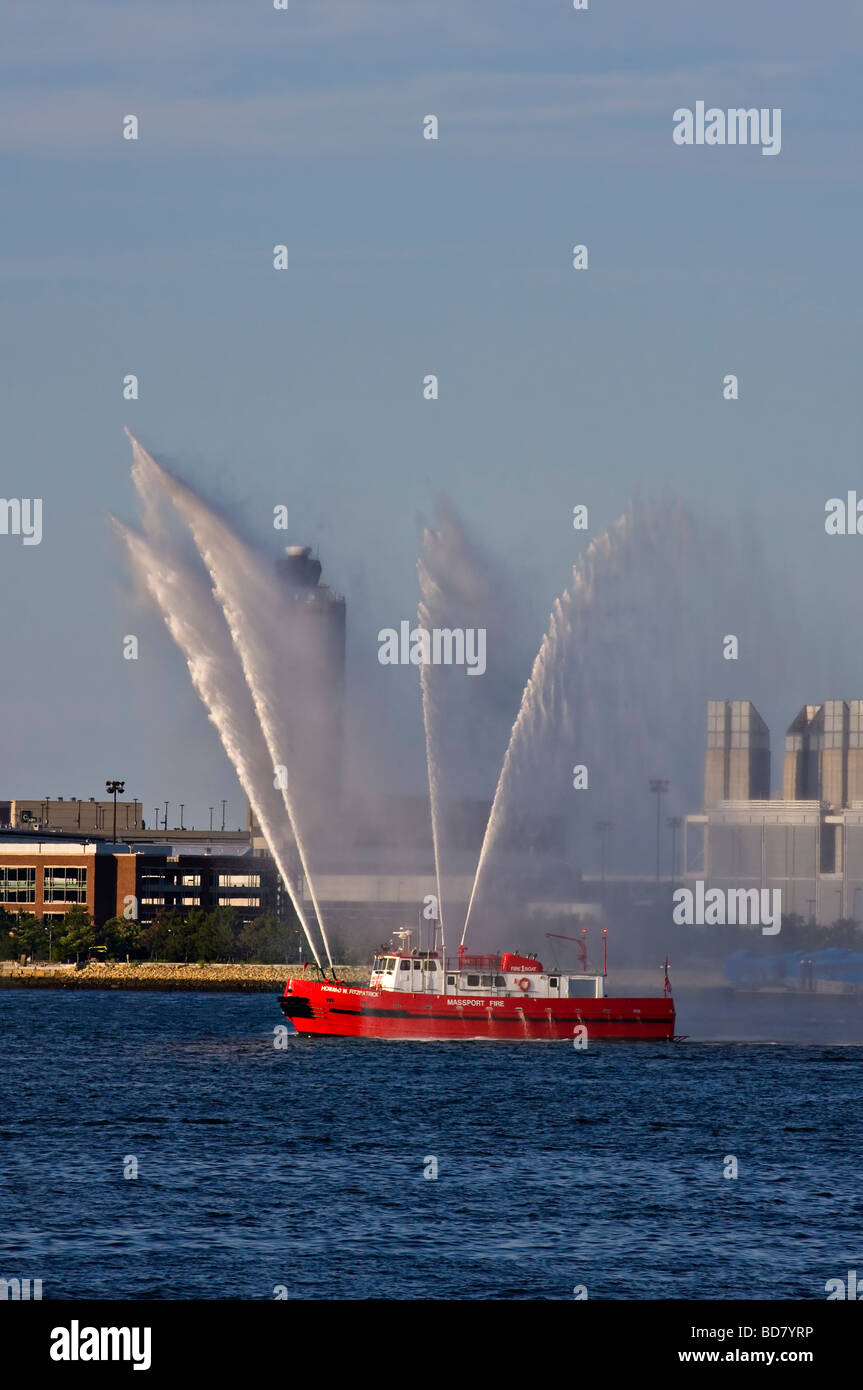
[0,992,861,1299]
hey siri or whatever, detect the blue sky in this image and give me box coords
[1,1,861,831]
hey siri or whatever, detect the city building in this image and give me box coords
[0,836,129,927]
[781,700,863,809]
[0,832,286,930]
[704,700,770,804]
[685,699,863,924]
[0,797,143,834]
[131,848,281,924]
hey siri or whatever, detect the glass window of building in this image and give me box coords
[0,866,36,902]
[43,866,87,903]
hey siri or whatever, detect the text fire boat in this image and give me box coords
[278,930,675,1041]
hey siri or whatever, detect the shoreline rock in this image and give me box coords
[0,961,366,992]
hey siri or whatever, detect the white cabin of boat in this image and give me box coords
[368,943,606,999]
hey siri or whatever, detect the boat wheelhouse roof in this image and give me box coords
[374,948,440,959]
[371,947,603,978]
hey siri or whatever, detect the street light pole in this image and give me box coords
[595,820,614,892]
[667,816,682,890]
[105,780,125,844]
[649,779,669,884]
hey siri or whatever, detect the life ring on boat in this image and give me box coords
[517,977,531,992]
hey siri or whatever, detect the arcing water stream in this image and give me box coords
[118,438,775,963]
[122,431,334,971]
[113,517,324,966]
[462,499,707,938]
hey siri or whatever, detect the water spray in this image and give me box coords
[112,516,325,969]
[122,430,335,973]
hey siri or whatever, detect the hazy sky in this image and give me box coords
[1,1,861,833]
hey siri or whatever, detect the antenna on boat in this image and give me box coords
[545,930,588,972]
[603,928,608,978]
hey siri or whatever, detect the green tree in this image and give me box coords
[237,912,300,963]
[141,908,196,961]
[55,906,96,962]
[193,907,238,962]
[0,908,17,960]
[825,917,863,949]
[12,913,51,960]
[101,915,145,960]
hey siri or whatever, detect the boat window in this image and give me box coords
[400,959,411,971]
[480,975,491,987]
[494,975,505,988]
[412,960,423,969]
[568,978,595,997]
[426,960,437,971]
[385,958,396,973]
[550,977,558,987]
[447,975,456,986]
[466,974,479,987]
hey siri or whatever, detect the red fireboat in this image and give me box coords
[278,930,675,1041]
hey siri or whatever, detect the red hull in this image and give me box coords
[279,980,675,1040]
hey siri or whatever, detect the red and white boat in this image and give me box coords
[278,932,675,1041]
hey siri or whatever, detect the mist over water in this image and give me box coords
[417,500,526,934]
[115,438,793,965]
[465,498,786,935]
